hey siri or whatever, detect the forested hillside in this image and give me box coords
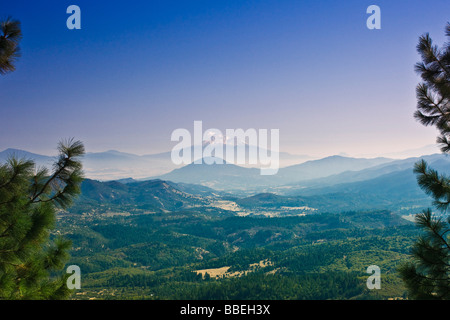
[57,203,416,300]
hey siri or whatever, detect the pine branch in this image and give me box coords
[415,210,450,251]
[0,159,34,190]
[29,139,84,209]
[414,160,450,211]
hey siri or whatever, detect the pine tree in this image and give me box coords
[0,16,22,75]
[0,139,85,299]
[398,23,450,300]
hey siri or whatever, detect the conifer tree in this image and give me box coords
[0,139,85,299]
[0,16,22,75]
[398,23,450,300]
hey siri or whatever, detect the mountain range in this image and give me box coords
[0,147,399,191]
[0,146,311,181]
[0,148,184,181]
[72,153,450,216]
[154,155,394,191]
[1,146,448,216]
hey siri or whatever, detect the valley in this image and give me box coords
[57,207,416,300]
[2,147,443,300]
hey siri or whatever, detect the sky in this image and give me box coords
[1,0,449,158]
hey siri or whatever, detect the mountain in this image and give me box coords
[0,146,311,181]
[234,166,432,214]
[165,140,313,169]
[275,155,393,182]
[3,147,447,205]
[0,148,54,168]
[155,157,265,191]
[295,168,422,198]
[277,153,449,195]
[73,178,224,214]
[155,155,396,191]
[231,153,450,213]
[60,151,450,216]
[240,155,450,213]
[0,148,183,180]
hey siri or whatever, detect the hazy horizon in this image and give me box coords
[0,141,442,160]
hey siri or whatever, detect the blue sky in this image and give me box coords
[1,0,449,157]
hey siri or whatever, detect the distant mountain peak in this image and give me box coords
[0,148,55,164]
[1,148,35,154]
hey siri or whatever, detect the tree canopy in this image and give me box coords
[0,139,85,299]
[0,16,22,75]
[399,23,450,300]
